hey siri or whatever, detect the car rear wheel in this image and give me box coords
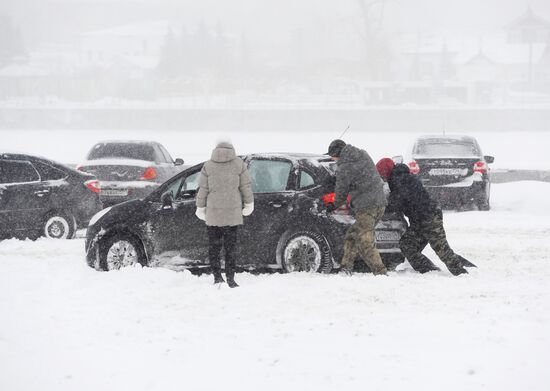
[43,211,76,239]
[278,230,333,273]
[99,233,147,271]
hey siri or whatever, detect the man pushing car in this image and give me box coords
[376,157,474,276]
[326,139,388,276]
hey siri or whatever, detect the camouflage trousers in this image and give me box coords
[399,209,462,273]
[341,207,387,275]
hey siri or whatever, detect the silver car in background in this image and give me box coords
[77,140,186,207]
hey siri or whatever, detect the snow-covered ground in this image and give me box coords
[1,180,549,391]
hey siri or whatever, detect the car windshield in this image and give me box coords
[88,143,156,161]
[414,141,478,157]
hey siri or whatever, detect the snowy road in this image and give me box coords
[1,181,550,391]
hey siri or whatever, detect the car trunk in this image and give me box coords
[416,158,479,186]
[79,164,147,182]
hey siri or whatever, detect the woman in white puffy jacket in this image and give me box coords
[195,141,254,287]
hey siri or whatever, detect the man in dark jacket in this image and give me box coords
[326,140,388,275]
[376,158,471,276]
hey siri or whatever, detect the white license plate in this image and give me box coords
[102,189,128,197]
[376,231,400,241]
[429,168,465,176]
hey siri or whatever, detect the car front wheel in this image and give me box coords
[278,230,333,273]
[98,233,147,271]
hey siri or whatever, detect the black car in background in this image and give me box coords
[403,135,494,210]
[0,152,102,240]
[77,140,186,207]
[86,153,406,273]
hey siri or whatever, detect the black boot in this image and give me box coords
[445,258,468,276]
[213,272,225,284]
[457,255,477,268]
[408,254,441,273]
[226,275,239,288]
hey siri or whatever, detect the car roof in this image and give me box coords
[94,140,160,145]
[415,134,477,143]
[247,152,332,163]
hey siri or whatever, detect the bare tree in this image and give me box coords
[356,0,392,80]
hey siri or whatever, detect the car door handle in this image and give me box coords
[268,200,287,208]
[34,190,50,197]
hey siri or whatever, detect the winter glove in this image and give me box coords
[195,207,206,221]
[242,202,254,216]
[325,202,336,214]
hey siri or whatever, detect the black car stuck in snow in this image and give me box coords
[86,153,406,273]
[1,152,102,240]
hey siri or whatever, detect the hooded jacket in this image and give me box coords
[387,163,439,224]
[334,144,387,211]
[196,142,254,226]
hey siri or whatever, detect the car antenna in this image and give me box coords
[338,125,350,139]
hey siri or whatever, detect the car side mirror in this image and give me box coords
[161,191,174,209]
[484,155,494,164]
[392,155,404,164]
[179,189,197,199]
[174,158,184,166]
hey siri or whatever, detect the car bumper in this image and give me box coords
[425,181,488,205]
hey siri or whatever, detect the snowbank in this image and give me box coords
[1,181,549,390]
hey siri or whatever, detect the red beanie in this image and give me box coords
[376,158,395,180]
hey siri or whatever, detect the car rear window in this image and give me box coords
[414,141,479,157]
[88,143,156,161]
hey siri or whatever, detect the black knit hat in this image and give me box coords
[327,139,346,157]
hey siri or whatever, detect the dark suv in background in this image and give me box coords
[77,140,186,207]
[1,152,102,239]
[403,135,494,210]
[86,153,406,274]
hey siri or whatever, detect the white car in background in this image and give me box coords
[77,140,186,207]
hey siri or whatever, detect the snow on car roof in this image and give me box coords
[95,140,160,145]
[416,134,476,143]
[248,152,330,161]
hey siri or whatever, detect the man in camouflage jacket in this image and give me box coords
[376,158,471,276]
[326,139,388,275]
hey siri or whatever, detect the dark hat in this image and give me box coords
[327,139,346,157]
[376,157,395,180]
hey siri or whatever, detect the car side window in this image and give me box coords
[299,170,315,189]
[164,176,185,200]
[178,171,200,196]
[248,159,292,193]
[0,160,40,184]
[158,145,174,164]
[32,161,67,181]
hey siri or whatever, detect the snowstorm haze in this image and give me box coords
[1,0,549,131]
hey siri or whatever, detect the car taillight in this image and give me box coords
[140,167,157,181]
[322,193,336,205]
[321,193,351,207]
[408,161,420,175]
[85,179,101,194]
[473,161,487,174]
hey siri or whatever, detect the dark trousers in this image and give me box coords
[207,225,238,279]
